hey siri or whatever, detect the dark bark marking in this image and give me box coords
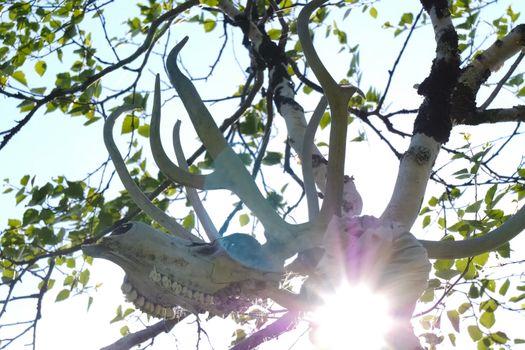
[414,25,459,143]
[405,145,431,165]
[312,154,328,168]
[420,0,450,18]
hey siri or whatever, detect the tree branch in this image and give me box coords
[100,318,182,350]
[229,311,299,350]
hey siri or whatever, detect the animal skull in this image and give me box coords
[82,222,281,318]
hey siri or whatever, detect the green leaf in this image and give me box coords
[469,283,480,298]
[456,258,476,279]
[473,252,489,267]
[55,289,70,302]
[447,310,460,332]
[319,112,331,129]
[422,215,431,228]
[120,325,130,336]
[22,208,39,226]
[467,325,483,341]
[65,180,84,199]
[7,219,22,228]
[433,259,453,271]
[510,293,525,302]
[20,174,30,186]
[465,200,482,213]
[12,70,28,86]
[40,208,55,224]
[78,269,89,286]
[123,308,134,318]
[238,153,252,166]
[419,289,434,302]
[182,211,195,230]
[138,124,150,138]
[110,305,124,323]
[491,331,508,344]
[262,151,282,166]
[400,12,413,25]
[121,114,140,134]
[497,242,510,258]
[428,196,439,207]
[484,185,497,207]
[200,0,218,6]
[448,333,456,346]
[87,296,93,311]
[267,29,281,40]
[239,214,249,227]
[498,279,510,296]
[458,302,471,314]
[480,299,498,312]
[369,7,378,19]
[64,275,75,286]
[29,182,53,206]
[34,60,47,76]
[435,268,460,280]
[66,258,76,268]
[479,311,495,329]
[203,19,216,32]
[2,269,15,282]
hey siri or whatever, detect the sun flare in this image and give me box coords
[308,284,392,350]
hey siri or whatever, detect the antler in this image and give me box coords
[161,38,300,249]
[103,105,199,241]
[298,0,362,221]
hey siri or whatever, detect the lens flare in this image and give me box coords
[309,284,392,349]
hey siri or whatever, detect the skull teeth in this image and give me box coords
[121,282,133,294]
[148,268,215,305]
[149,266,161,283]
[165,307,175,319]
[122,279,179,319]
[144,301,154,313]
[126,289,138,302]
[135,296,145,307]
[172,281,182,294]
[154,304,163,316]
[161,275,171,289]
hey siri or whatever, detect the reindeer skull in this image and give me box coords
[82,222,281,318]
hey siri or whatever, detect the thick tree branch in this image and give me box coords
[101,318,183,350]
[460,106,525,124]
[479,51,525,110]
[229,311,299,350]
[452,24,525,124]
[382,0,459,229]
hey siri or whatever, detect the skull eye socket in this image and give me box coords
[112,223,133,236]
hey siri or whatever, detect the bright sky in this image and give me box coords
[1,1,524,349]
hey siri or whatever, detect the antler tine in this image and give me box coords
[298,0,362,221]
[422,202,525,259]
[103,105,200,241]
[302,96,327,220]
[150,75,224,190]
[165,38,295,246]
[172,120,220,241]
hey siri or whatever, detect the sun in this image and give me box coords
[308,283,393,350]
